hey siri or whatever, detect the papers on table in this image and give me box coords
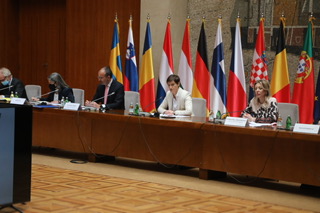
[249,122,273,127]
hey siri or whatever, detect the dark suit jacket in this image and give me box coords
[92,80,124,110]
[40,87,75,102]
[0,78,28,99]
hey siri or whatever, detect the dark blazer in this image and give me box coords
[92,80,124,110]
[40,86,75,102]
[0,78,28,99]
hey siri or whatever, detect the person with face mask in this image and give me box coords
[157,74,193,116]
[0,67,28,99]
[32,72,74,103]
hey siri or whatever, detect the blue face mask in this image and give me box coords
[1,80,9,86]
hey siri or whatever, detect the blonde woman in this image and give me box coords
[241,80,278,123]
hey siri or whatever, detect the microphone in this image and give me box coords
[221,110,244,119]
[213,110,244,124]
[138,96,164,117]
[35,89,59,98]
[91,92,115,103]
[0,85,13,91]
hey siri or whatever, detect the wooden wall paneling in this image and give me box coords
[66,0,140,101]
[19,0,66,91]
[0,0,19,74]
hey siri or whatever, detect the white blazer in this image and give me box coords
[157,87,193,116]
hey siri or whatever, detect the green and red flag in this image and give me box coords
[292,17,315,124]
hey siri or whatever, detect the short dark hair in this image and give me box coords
[166,74,180,84]
[103,66,113,78]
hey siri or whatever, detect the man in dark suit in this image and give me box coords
[85,66,124,110]
[0,67,27,99]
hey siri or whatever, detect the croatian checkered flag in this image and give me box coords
[249,17,268,101]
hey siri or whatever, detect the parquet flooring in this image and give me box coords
[1,164,315,213]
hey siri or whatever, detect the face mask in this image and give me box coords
[1,80,9,86]
[49,84,56,91]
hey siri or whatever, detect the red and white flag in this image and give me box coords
[178,18,193,93]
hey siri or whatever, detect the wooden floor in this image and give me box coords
[1,164,315,213]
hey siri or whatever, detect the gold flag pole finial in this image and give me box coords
[167,13,171,20]
[147,13,150,21]
[130,14,133,21]
[115,13,118,22]
[309,12,315,21]
[260,12,265,21]
[237,12,241,22]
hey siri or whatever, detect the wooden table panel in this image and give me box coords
[32,108,320,186]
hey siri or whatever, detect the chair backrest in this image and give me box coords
[278,102,299,125]
[192,98,207,117]
[124,91,140,110]
[72,88,85,106]
[25,85,41,101]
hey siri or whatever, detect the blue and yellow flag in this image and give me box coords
[109,18,123,84]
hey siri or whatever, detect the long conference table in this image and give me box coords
[32,107,320,187]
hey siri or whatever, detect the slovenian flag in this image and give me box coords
[124,16,138,91]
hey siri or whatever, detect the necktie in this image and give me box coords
[104,85,109,105]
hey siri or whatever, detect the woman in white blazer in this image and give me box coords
[157,74,192,116]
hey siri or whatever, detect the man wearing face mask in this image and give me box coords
[0,67,28,99]
[32,72,74,103]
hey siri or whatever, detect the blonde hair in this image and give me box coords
[254,80,271,104]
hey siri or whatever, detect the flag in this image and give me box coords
[124,17,138,91]
[292,18,315,124]
[192,20,210,113]
[139,19,156,112]
[210,17,226,115]
[178,18,193,93]
[227,17,247,117]
[109,17,123,84]
[270,17,290,102]
[156,19,174,108]
[314,67,320,123]
[249,17,268,101]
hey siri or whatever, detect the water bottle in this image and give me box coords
[286,115,292,130]
[10,91,14,98]
[129,102,134,114]
[60,97,65,107]
[209,111,215,122]
[277,114,283,127]
[65,97,69,103]
[15,92,19,98]
[134,103,140,115]
[216,110,221,119]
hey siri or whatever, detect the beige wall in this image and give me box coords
[140,0,188,86]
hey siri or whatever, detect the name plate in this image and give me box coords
[224,117,248,127]
[10,98,26,105]
[63,102,80,111]
[293,123,320,134]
